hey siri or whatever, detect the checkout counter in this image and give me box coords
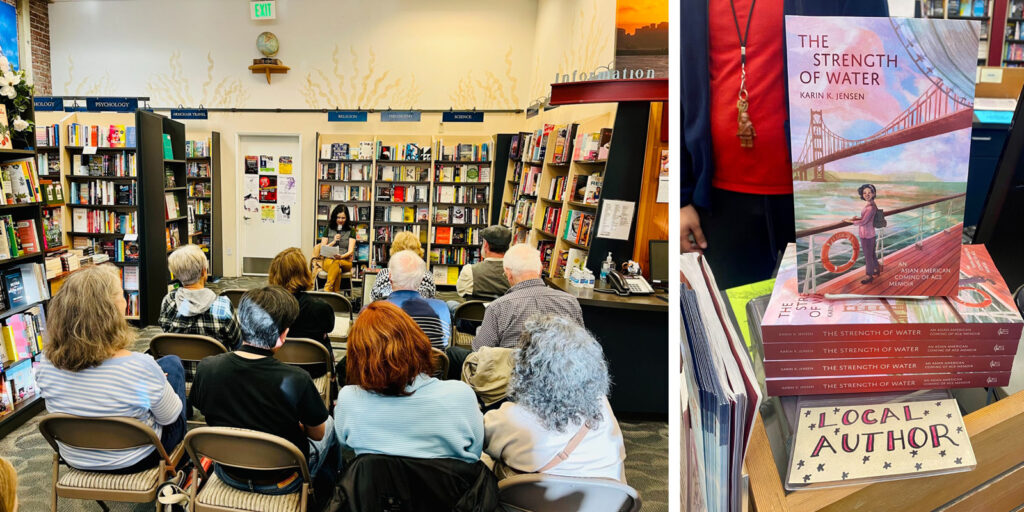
[545,278,669,418]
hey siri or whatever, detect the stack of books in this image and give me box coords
[760,244,1024,396]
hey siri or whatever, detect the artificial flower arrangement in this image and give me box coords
[0,53,34,149]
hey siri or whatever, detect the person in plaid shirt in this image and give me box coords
[160,245,241,351]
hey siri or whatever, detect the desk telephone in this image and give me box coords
[608,270,655,296]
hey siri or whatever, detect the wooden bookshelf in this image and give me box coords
[184,132,221,276]
[371,135,432,269]
[313,133,376,280]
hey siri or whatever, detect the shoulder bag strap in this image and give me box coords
[536,424,591,473]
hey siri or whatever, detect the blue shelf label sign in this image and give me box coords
[328,110,368,122]
[381,110,421,122]
[34,97,63,111]
[86,97,139,112]
[171,108,209,120]
[442,111,484,123]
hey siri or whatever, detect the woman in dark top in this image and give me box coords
[315,204,356,292]
[268,248,337,397]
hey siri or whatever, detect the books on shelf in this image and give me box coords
[0,215,40,259]
[569,174,602,204]
[434,205,486,225]
[562,210,594,246]
[434,163,490,183]
[1,304,46,365]
[377,141,430,161]
[320,183,371,202]
[429,247,481,267]
[538,240,555,273]
[540,206,561,234]
[522,125,554,162]
[166,224,182,251]
[436,142,490,162]
[508,133,524,160]
[0,159,42,205]
[185,138,212,158]
[186,161,210,178]
[319,141,374,160]
[164,193,182,219]
[518,165,541,196]
[42,208,63,250]
[35,124,60,147]
[320,161,372,181]
[66,123,134,148]
[760,243,1023,395]
[572,128,612,161]
[513,198,535,227]
[551,124,578,164]
[69,181,136,206]
[70,208,137,235]
[434,185,487,204]
[36,153,61,179]
[377,164,428,182]
[0,262,48,311]
[547,176,568,201]
[374,184,428,203]
[73,153,137,177]
[500,204,514,228]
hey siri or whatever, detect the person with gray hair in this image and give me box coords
[483,314,625,481]
[472,244,584,350]
[189,286,341,495]
[159,244,241,350]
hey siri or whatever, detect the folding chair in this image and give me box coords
[218,289,247,309]
[306,290,355,352]
[149,333,228,425]
[452,300,489,348]
[431,347,450,380]
[276,337,333,408]
[497,473,642,512]
[184,427,311,511]
[38,413,184,512]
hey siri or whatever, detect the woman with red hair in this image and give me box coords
[333,301,483,462]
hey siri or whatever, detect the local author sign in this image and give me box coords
[786,399,975,489]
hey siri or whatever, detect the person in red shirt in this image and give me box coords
[681,0,889,289]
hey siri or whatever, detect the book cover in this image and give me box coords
[763,338,1017,360]
[785,399,975,489]
[761,244,1023,343]
[2,268,25,307]
[785,17,976,297]
[162,134,173,159]
[14,220,39,253]
[768,371,1009,396]
[764,354,1015,377]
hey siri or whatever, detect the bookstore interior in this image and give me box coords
[0,1,674,511]
[681,2,1024,511]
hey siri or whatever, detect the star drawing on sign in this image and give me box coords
[957,426,963,434]
[939,450,946,457]
[803,474,811,483]
[797,459,805,469]
[883,461,891,470]
[954,457,962,465]
[935,401,942,406]
[862,456,870,464]
[841,472,849,480]
[817,463,825,472]
[923,410,930,416]
[833,407,840,414]
[915,462,923,471]
[804,410,811,417]
[834,428,840,435]
[808,423,815,431]
[946,413,952,419]
[910,450,918,458]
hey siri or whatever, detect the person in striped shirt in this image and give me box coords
[34,266,186,473]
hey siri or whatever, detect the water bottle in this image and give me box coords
[600,252,613,284]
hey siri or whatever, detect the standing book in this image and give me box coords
[785,17,977,297]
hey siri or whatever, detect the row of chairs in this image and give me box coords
[39,416,641,511]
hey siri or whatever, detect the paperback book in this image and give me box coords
[785,16,978,297]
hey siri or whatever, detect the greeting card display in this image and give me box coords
[785,17,978,297]
[786,397,975,489]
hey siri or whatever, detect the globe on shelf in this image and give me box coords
[257,32,279,58]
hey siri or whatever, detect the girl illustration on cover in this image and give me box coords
[848,184,880,284]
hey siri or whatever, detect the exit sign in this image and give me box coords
[250,1,275,20]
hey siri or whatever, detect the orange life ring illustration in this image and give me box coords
[952,286,992,308]
[821,232,860,274]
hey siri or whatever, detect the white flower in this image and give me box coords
[8,73,19,86]
[12,117,28,131]
[0,86,13,98]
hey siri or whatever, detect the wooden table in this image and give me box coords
[746,390,1024,511]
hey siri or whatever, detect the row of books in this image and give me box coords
[435,205,486,225]
[550,124,578,164]
[432,226,480,245]
[69,180,135,206]
[429,247,481,266]
[513,198,535,227]
[435,164,490,183]
[573,129,612,162]
[1,159,43,205]
[0,358,37,419]
[0,216,40,259]
[66,123,135,148]
[189,215,211,237]
[35,124,60,147]
[374,224,424,243]
[378,142,430,161]
[539,206,561,234]
[518,166,542,196]
[0,263,49,313]
[376,184,429,203]
[1005,42,1024,61]
[1,305,45,365]
[166,225,182,252]
[436,142,489,162]
[319,141,374,160]
[186,161,210,178]
[547,176,568,202]
[434,185,487,204]
[319,161,371,181]
[517,125,553,163]
[78,238,139,264]
[319,183,372,202]
[189,198,211,215]
[538,240,555,272]
[36,153,61,178]
[375,205,428,224]
[508,160,524,183]
[70,208,137,235]
[759,244,1023,395]
[378,165,428,183]
[568,174,602,205]
[188,182,211,198]
[185,138,212,158]
[512,226,529,244]
[500,204,514,229]
[73,153,137,177]
[563,210,594,247]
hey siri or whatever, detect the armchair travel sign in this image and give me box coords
[171,108,209,120]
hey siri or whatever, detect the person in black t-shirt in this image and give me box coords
[188,286,340,495]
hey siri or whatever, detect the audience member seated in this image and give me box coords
[472,244,584,350]
[484,314,626,481]
[160,244,241,350]
[334,301,483,463]
[314,204,356,293]
[189,286,340,495]
[455,225,512,299]
[0,457,16,512]
[370,231,437,302]
[35,266,187,473]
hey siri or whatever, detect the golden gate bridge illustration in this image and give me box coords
[795,18,975,296]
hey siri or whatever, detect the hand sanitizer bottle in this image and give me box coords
[600,252,613,284]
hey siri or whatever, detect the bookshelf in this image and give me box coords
[923,0,993,64]
[430,135,494,286]
[499,131,529,233]
[57,113,142,319]
[184,132,222,277]
[0,146,49,438]
[372,135,432,268]
[136,110,186,325]
[314,133,375,280]
[1002,1,1024,66]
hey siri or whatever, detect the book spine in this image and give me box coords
[766,371,1011,396]
[763,354,1016,377]
[763,338,1019,359]
[761,322,1024,343]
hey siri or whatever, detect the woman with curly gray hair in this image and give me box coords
[483,314,626,481]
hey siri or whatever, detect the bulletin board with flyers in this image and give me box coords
[237,133,302,274]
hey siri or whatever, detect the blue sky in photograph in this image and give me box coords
[0,2,18,71]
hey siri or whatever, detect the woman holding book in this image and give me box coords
[849,183,881,285]
[370,230,436,302]
[34,266,187,473]
[315,204,357,292]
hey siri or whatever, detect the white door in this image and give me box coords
[236,133,302,275]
